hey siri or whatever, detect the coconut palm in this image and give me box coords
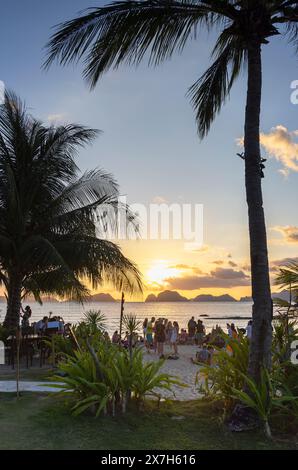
[0,91,142,330]
[276,263,298,295]
[44,0,298,381]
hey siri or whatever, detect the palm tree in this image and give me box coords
[44,0,298,382]
[275,263,298,359]
[0,91,142,330]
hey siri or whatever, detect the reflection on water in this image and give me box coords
[0,301,254,334]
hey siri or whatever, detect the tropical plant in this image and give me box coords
[44,0,298,381]
[123,314,142,359]
[272,362,298,425]
[0,91,142,330]
[275,265,298,359]
[131,348,182,404]
[272,315,298,363]
[199,328,298,432]
[231,368,273,439]
[198,335,250,407]
[275,263,298,295]
[51,342,182,416]
[80,310,107,335]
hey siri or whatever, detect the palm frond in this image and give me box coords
[187,29,245,137]
[0,90,143,315]
[44,1,220,88]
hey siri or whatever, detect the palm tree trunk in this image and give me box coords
[245,41,272,382]
[4,271,23,331]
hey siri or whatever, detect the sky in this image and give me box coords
[0,0,297,300]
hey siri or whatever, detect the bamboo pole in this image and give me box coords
[119,292,125,340]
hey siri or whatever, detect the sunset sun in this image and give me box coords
[146,261,180,285]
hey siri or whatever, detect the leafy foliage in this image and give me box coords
[198,335,249,407]
[45,1,298,136]
[231,368,273,439]
[51,342,183,417]
[0,91,142,327]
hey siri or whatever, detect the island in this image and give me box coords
[145,291,237,302]
[86,293,117,302]
[191,294,237,302]
[145,290,188,302]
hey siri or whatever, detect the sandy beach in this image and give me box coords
[143,344,204,401]
[0,345,205,401]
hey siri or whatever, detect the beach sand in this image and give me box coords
[0,345,205,401]
[143,344,204,401]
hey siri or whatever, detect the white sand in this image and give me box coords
[143,344,204,401]
[0,345,205,400]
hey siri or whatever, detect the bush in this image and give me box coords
[198,335,249,409]
[51,341,183,417]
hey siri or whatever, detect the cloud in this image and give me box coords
[152,196,168,204]
[260,126,298,174]
[270,257,298,272]
[228,260,238,268]
[210,267,248,280]
[165,267,250,290]
[169,264,203,274]
[185,244,209,253]
[47,113,68,124]
[272,226,298,244]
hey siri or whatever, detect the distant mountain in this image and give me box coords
[240,296,253,302]
[22,295,60,303]
[192,294,237,302]
[272,290,291,302]
[145,294,157,302]
[145,290,188,302]
[86,293,117,302]
[39,296,60,303]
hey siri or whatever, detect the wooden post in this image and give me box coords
[119,292,125,339]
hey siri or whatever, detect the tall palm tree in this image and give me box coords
[44,0,298,382]
[0,91,142,330]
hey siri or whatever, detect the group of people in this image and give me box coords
[227,320,253,341]
[20,305,67,335]
[142,317,181,358]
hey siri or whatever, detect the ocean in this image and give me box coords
[0,301,253,335]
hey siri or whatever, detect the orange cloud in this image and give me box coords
[272,226,298,244]
[165,267,250,290]
[260,126,298,175]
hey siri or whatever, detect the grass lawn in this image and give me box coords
[0,393,296,450]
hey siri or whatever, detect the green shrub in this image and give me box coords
[198,335,249,408]
[51,341,183,417]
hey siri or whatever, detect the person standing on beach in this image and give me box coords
[246,320,253,340]
[166,321,173,345]
[155,319,166,358]
[188,316,196,344]
[145,317,155,353]
[230,323,238,340]
[143,318,148,340]
[171,321,179,356]
[195,320,205,346]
